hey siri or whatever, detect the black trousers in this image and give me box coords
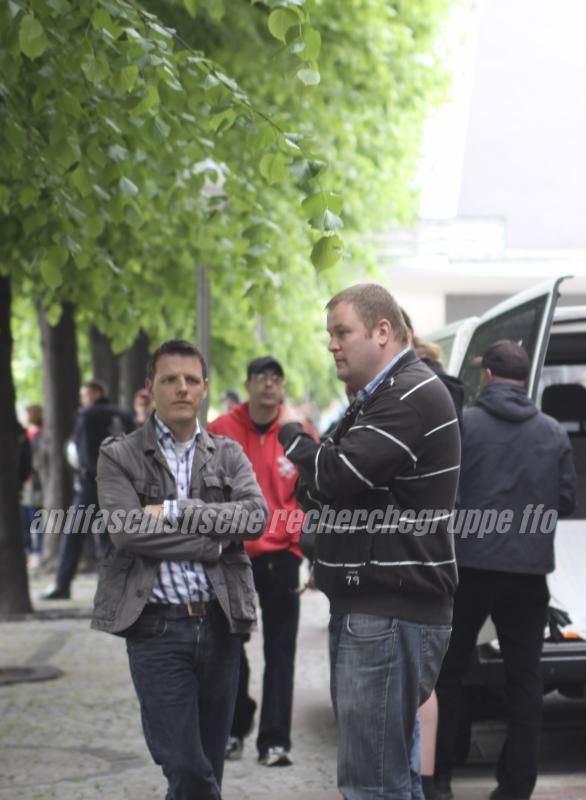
[230,550,301,755]
[435,567,549,799]
[55,481,107,591]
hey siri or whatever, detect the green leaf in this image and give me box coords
[302,26,321,61]
[19,15,48,60]
[183,0,197,18]
[0,185,10,213]
[311,235,343,272]
[52,138,81,172]
[130,84,160,115]
[19,186,39,209]
[108,145,129,162]
[91,9,113,31]
[297,68,320,86]
[259,153,289,184]
[71,165,93,198]
[310,209,344,232]
[302,191,343,218]
[81,54,110,86]
[40,246,68,289]
[112,64,139,94]
[83,215,105,239]
[124,202,144,228]
[267,9,299,44]
[119,177,139,197]
[248,125,278,152]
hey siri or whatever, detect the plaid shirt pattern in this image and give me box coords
[147,414,212,604]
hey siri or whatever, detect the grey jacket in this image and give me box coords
[92,417,268,636]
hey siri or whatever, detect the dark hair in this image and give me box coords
[326,284,409,346]
[147,340,208,381]
[25,404,43,427]
[82,379,108,396]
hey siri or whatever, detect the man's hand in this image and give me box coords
[144,504,164,518]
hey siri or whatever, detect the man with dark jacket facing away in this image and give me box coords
[278,284,461,800]
[93,340,268,800]
[434,340,576,800]
[208,356,303,767]
[42,380,133,599]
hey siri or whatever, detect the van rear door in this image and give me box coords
[450,277,569,406]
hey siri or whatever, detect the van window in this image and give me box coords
[458,296,550,406]
[539,364,586,520]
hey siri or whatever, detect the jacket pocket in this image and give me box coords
[93,551,134,620]
[201,473,232,502]
[221,551,257,623]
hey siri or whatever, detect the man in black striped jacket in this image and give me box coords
[279,284,461,800]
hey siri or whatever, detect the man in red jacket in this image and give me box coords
[207,356,303,767]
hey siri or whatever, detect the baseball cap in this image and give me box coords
[246,356,285,380]
[479,340,529,380]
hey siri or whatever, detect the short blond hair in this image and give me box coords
[326,284,408,345]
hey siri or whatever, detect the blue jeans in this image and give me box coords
[329,613,451,800]
[126,603,240,800]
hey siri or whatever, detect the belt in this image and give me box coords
[143,601,213,619]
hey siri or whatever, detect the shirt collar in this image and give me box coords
[357,346,412,402]
[154,413,200,449]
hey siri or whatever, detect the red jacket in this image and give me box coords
[207,403,302,559]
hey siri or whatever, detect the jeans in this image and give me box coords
[329,613,451,800]
[409,716,425,800]
[435,568,549,799]
[230,550,300,754]
[126,602,240,800]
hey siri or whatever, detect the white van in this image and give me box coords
[428,276,586,707]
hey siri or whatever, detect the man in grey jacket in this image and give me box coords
[435,340,576,800]
[93,339,268,800]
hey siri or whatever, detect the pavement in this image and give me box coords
[0,570,585,800]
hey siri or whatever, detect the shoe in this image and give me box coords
[435,775,454,800]
[489,789,528,800]
[258,746,293,767]
[40,585,71,600]
[225,736,243,761]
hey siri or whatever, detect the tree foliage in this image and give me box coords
[3,0,452,407]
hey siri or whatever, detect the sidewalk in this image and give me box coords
[0,572,585,799]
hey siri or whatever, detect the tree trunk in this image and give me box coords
[118,329,150,411]
[89,325,119,401]
[38,302,80,565]
[197,265,211,424]
[0,276,32,614]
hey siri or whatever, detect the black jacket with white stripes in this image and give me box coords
[279,350,461,625]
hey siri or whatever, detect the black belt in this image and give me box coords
[143,601,213,620]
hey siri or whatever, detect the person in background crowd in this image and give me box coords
[434,340,576,800]
[208,356,306,767]
[41,380,133,600]
[401,308,465,800]
[20,404,44,565]
[133,387,153,426]
[222,389,241,414]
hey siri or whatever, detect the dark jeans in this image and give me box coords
[230,550,300,755]
[55,482,107,591]
[329,613,451,800]
[126,602,240,800]
[435,567,549,799]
